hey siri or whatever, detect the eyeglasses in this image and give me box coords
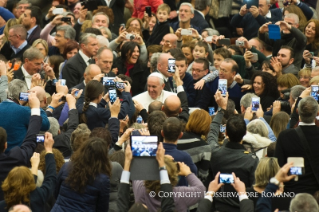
[192,68,205,73]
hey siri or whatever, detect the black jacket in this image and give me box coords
[27,25,42,46]
[0,41,31,61]
[0,115,42,200]
[53,109,79,158]
[190,10,209,34]
[197,198,254,212]
[113,57,149,97]
[145,21,171,46]
[62,53,87,88]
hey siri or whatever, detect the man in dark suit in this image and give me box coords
[191,0,211,34]
[21,6,42,45]
[231,0,282,40]
[0,92,42,200]
[72,64,103,91]
[13,47,44,89]
[275,96,319,195]
[62,33,99,88]
[0,24,31,61]
[98,0,125,35]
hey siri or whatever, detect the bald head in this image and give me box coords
[29,86,47,108]
[148,100,163,113]
[160,34,178,52]
[162,95,182,117]
[84,64,102,84]
[9,204,31,212]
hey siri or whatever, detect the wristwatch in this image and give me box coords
[270,177,280,185]
[205,191,215,197]
[159,166,166,171]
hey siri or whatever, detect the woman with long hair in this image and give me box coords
[251,72,280,111]
[303,19,319,67]
[177,109,212,182]
[0,133,56,211]
[51,137,112,211]
[59,40,79,78]
[270,112,290,138]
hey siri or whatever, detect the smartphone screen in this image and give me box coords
[218,38,231,46]
[19,92,29,101]
[59,79,66,86]
[116,82,125,89]
[208,107,215,116]
[131,135,158,157]
[220,125,226,133]
[251,97,260,112]
[36,134,45,143]
[289,167,303,175]
[74,90,79,97]
[219,173,234,184]
[109,89,117,104]
[103,77,115,87]
[168,58,176,73]
[311,85,319,101]
[218,79,227,96]
[136,115,143,124]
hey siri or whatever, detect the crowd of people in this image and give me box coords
[0,0,319,211]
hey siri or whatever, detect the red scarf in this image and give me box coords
[125,63,134,77]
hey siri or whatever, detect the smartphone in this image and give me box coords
[309,52,314,58]
[103,77,115,87]
[36,134,45,143]
[251,97,260,112]
[120,23,126,29]
[208,107,215,116]
[52,79,57,86]
[268,25,281,40]
[109,89,117,104]
[218,38,231,46]
[311,85,319,101]
[289,167,304,175]
[131,135,158,157]
[53,8,64,15]
[205,36,213,42]
[19,92,29,101]
[116,82,125,89]
[61,17,71,23]
[145,6,152,17]
[181,29,192,36]
[168,58,176,73]
[74,90,79,97]
[136,115,143,124]
[220,125,226,133]
[244,0,258,9]
[132,129,141,136]
[235,40,244,47]
[252,53,258,61]
[59,79,66,86]
[219,173,234,184]
[126,33,135,40]
[218,79,227,96]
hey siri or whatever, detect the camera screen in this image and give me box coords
[36,135,45,143]
[252,97,260,112]
[168,59,175,73]
[103,77,115,87]
[208,107,215,116]
[311,86,319,101]
[290,167,302,175]
[220,125,226,133]
[19,92,29,101]
[109,89,117,104]
[59,79,66,86]
[116,82,125,89]
[218,79,227,96]
[131,136,158,157]
[219,173,234,184]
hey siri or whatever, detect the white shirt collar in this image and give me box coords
[89,102,97,108]
[299,122,315,126]
[265,10,271,18]
[83,80,86,86]
[21,65,32,89]
[79,50,90,66]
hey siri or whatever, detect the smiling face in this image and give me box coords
[192,62,208,81]
[147,76,164,99]
[127,46,140,64]
[129,19,141,30]
[253,76,265,96]
[55,30,68,49]
[304,22,316,40]
[149,16,157,31]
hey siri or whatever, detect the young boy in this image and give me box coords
[145,4,172,46]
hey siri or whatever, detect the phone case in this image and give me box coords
[268,25,281,40]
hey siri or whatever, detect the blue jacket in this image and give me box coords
[230,8,282,40]
[198,77,244,112]
[51,162,110,212]
[163,142,197,186]
[0,7,14,35]
[182,73,197,107]
[76,92,131,130]
[0,100,50,152]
